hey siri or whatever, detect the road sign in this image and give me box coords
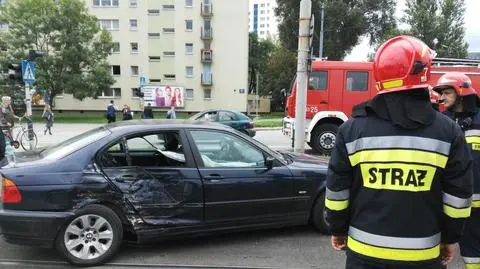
[22,60,35,84]
[139,76,147,87]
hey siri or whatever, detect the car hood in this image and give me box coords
[280,151,329,170]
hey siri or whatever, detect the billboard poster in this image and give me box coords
[141,86,185,108]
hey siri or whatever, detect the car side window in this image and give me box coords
[198,112,218,122]
[309,71,328,91]
[218,111,236,121]
[190,130,265,168]
[346,71,368,91]
[99,132,186,168]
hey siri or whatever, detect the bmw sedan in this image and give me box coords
[189,109,257,137]
[0,120,328,266]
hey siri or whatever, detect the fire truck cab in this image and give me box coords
[282,58,480,155]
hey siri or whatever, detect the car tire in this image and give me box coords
[311,123,339,155]
[55,204,123,267]
[312,192,330,234]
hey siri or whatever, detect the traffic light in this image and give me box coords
[27,50,44,61]
[133,88,144,98]
[8,63,23,85]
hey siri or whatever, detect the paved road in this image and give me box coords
[4,123,466,268]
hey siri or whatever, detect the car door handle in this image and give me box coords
[204,174,224,182]
[320,100,328,104]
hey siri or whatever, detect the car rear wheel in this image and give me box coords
[312,192,329,234]
[56,204,123,267]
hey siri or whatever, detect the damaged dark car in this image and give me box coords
[0,120,329,266]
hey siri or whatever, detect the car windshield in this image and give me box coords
[40,127,111,160]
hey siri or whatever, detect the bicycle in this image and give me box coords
[2,117,38,151]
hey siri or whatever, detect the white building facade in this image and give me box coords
[52,0,249,112]
[248,0,279,40]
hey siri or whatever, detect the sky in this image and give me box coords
[344,0,480,61]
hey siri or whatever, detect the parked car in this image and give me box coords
[189,109,256,137]
[0,120,328,266]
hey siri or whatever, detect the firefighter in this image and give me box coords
[324,35,473,269]
[433,72,480,269]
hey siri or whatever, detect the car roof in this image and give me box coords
[198,109,245,115]
[105,119,234,132]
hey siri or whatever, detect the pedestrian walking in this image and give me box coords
[433,72,480,269]
[143,103,154,119]
[105,100,118,123]
[325,35,473,269]
[166,106,176,119]
[122,105,133,121]
[42,104,54,135]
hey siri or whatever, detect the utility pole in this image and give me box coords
[319,4,325,58]
[294,0,312,153]
[255,72,259,118]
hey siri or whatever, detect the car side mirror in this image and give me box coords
[265,156,275,170]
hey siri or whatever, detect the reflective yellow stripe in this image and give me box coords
[382,80,403,89]
[325,198,349,211]
[466,264,480,269]
[347,236,440,261]
[349,149,448,168]
[443,204,471,218]
[466,137,480,144]
[472,201,480,208]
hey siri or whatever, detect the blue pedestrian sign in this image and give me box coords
[22,60,35,84]
[139,76,147,87]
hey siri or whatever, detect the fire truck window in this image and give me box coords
[346,71,368,92]
[309,71,327,90]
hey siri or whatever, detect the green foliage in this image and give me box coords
[403,0,468,58]
[248,33,275,94]
[0,0,115,106]
[276,0,397,60]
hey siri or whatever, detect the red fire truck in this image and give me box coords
[282,58,480,154]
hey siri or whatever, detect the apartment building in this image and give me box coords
[53,0,249,112]
[248,0,279,40]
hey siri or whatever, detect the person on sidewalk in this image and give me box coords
[143,103,154,119]
[325,35,473,269]
[105,100,118,123]
[166,106,176,119]
[42,104,54,135]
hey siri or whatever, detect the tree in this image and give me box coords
[261,46,297,111]
[276,0,397,60]
[403,0,468,58]
[248,33,275,94]
[0,0,115,107]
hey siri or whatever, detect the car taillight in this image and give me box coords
[247,122,255,129]
[2,178,22,203]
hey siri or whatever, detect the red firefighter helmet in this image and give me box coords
[374,35,436,94]
[432,72,478,97]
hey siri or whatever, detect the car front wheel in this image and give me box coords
[312,192,330,234]
[56,204,123,266]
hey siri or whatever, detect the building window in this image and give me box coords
[163,4,175,10]
[131,88,140,97]
[148,33,160,38]
[204,89,212,99]
[129,0,137,7]
[185,20,193,31]
[260,24,264,28]
[185,66,193,77]
[185,89,194,99]
[260,10,265,14]
[131,66,139,76]
[111,65,121,75]
[260,3,265,7]
[93,0,118,7]
[164,74,176,80]
[346,71,369,92]
[260,31,265,35]
[163,51,175,57]
[163,28,175,33]
[150,79,161,83]
[98,19,119,30]
[130,19,137,30]
[131,42,139,53]
[185,43,193,54]
[149,56,161,62]
[185,0,193,7]
[148,9,160,15]
[111,42,120,53]
[100,88,121,98]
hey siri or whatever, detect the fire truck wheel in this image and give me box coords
[311,192,329,234]
[311,124,339,155]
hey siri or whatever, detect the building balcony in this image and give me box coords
[201,49,213,63]
[201,27,213,40]
[201,3,213,17]
[201,73,213,86]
